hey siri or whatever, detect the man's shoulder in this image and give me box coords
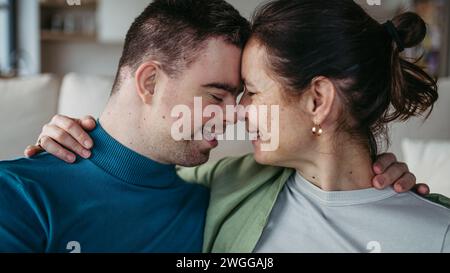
[0,153,72,186]
[0,153,63,170]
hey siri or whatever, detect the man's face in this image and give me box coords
[147,38,242,167]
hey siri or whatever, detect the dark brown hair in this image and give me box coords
[252,0,438,159]
[112,0,251,93]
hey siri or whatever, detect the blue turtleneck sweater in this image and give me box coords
[0,124,209,253]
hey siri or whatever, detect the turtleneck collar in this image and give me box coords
[87,123,179,188]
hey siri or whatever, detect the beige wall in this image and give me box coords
[41,41,122,77]
[41,0,268,76]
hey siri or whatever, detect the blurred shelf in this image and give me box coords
[0,72,18,79]
[41,30,97,42]
[40,0,97,9]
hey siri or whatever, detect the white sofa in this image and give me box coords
[0,75,60,161]
[0,74,449,195]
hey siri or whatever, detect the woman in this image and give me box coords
[26,0,450,252]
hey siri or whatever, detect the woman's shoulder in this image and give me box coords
[423,193,450,210]
[395,191,450,226]
[375,191,450,252]
[406,192,450,213]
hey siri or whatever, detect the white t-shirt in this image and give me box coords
[254,172,450,253]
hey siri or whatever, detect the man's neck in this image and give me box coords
[98,98,170,165]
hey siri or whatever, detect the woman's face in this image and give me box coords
[240,38,316,167]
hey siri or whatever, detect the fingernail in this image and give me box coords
[374,164,382,174]
[67,155,76,162]
[376,177,385,187]
[82,150,91,158]
[84,140,92,148]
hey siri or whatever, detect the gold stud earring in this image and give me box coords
[312,124,323,136]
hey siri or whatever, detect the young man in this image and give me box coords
[1,0,422,253]
[0,0,249,253]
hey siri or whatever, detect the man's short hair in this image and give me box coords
[112,0,251,93]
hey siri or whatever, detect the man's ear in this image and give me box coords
[134,61,160,104]
[305,76,336,125]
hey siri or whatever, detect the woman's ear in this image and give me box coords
[307,76,336,125]
[134,61,160,104]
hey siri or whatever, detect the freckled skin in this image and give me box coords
[240,38,313,167]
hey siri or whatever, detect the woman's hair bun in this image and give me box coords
[392,12,427,49]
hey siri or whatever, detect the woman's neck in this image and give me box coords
[293,139,375,192]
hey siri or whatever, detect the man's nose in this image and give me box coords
[237,93,252,121]
[223,97,238,125]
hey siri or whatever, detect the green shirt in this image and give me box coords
[177,154,450,253]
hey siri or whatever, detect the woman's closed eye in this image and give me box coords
[244,87,257,97]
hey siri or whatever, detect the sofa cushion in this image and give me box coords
[58,73,113,118]
[402,139,450,197]
[0,74,60,160]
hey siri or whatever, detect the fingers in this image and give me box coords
[39,136,77,163]
[43,124,91,159]
[373,153,397,175]
[392,172,416,193]
[24,145,44,158]
[51,114,94,149]
[23,114,96,161]
[372,161,409,189]
[413,183,430,196]
[80,115,97,131]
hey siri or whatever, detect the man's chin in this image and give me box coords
[169,140,216,167]
[177,152,210,167]
[175,145,212,167]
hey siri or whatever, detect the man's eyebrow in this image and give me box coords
[202,83,241,94]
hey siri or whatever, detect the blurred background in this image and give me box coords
[0,0,449,195]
